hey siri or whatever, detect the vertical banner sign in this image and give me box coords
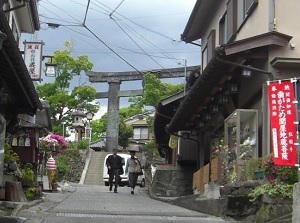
[268,81,297,166]
[24,41,43,80]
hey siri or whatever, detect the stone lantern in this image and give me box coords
[71,105,86,142]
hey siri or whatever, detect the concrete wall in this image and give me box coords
[293,183,300,222]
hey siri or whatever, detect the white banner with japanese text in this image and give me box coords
[24,41,43,80]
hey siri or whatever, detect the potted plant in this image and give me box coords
[51,172,58,191]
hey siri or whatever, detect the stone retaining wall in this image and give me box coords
[151,165,194,197]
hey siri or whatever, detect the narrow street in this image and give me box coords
[17,184,237,223]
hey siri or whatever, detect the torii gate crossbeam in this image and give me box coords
[87,66,199,152]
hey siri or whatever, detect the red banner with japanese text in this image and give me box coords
[268,81,297,166]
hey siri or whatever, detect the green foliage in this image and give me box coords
[4,141,19,164]
[90,110,135,147]
[140,73,184,107]
[36,41,98,137]
[21,163,35,186]
[263,153,298,184]
[145,140,159,159]
[248,153,298,203]
[146,116,154,133]
[77,139,89,150]
[24,187,36,199]
[118,118,133,148]
[119,106,143,119]
[90,114,107,140]
[245,157,263,180]
[248,182,294,203]
[54,155,69,176]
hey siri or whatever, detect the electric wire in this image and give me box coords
[111,16,184,80]
[91,0,184,66]
[41,0,188,66]
[82,24,142,73]
[61,25,129,66]
[43,0,82,24]
[39,0,195,80]
[92,0,177,42]
[109,0,125,18]
[83,0,91,25]
[41,0,143,72]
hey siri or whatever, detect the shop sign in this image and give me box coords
[24,41,43,80]
[268,80,297,166]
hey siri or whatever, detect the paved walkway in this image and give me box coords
[13,183,237,223]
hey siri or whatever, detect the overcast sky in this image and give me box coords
[23,0,200,118]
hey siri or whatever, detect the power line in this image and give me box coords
[90,0,185,67]
[38,0,198,74]
[83,0,90,25]
[82,24,142,73]
[109,0,125,18]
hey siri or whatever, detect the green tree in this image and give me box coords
[90,114,107,141]
[141,73,184,106]
[90,113,133,148]
[118,117,133,148]
[91,72,183,148]
[37,41,98,136]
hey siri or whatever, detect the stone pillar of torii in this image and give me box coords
[87,66,198,152]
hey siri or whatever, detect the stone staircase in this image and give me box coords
[83,151,109,185]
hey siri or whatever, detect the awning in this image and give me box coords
[165,32,292,134]
[0,10,42,117]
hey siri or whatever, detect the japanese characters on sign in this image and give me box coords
[268,81,297,166]
[24,41,43,80]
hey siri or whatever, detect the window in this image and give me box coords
[220,0,258,44]
[207,30,216,63]
[219,13,227,45]
[202,30,215,70]
[133,127,148,140]
[202,45,208,70]
[237,0,259,30]
[226,0,237,41]
[245,0,258,15]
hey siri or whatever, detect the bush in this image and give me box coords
[263,153,298,184]
[24,187,36,200]
[245,157,263,180]
[249,153,297,203]
[77,139,89,150]
[4,141,19,163]
[248,182,294,203]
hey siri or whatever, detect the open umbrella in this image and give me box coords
[127,145,146,152]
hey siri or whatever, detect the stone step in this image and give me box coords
[84,151,110,186]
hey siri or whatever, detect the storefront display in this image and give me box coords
[225,109,258,161]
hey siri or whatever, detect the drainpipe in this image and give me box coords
[269,0,277,31]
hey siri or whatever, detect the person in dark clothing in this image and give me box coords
[106,148,123,193]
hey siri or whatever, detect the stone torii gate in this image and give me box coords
[87,66,198,152]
